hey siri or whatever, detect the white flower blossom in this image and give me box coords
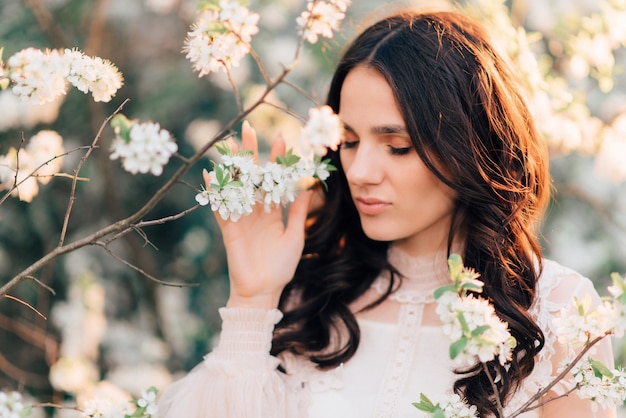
[552,294,609,351]
[296,0,349,44]
[436,268,516,366]
[260,162,300,210]
[299,105,343,157]
[197,181,256,222]
[184,2,259,77]
[0,391,26,418]
[110,121,178,176]
[0,90,64,132]
[49,356,99,393]
[136,388,158,415]
[5,47,122,104]
[414,392,478,418]
[313,158,332,181]
[26,130,65,184]
[0,130,65,201]
[219,0,260,42]
[439,393,479,418]
[7,47,69,104]
[81,397,130,418]
[197,106,339,221]
[65,49,123,102]
[573,358,626,411]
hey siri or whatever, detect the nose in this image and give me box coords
[344,141,383,186]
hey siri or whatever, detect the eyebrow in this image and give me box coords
[343,123,408,135]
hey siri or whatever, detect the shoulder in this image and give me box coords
[533,258,602,314]
[529,258,604,352]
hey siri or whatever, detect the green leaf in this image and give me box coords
[419,393,435,409]
[610,273,626,304]
[434,284,457,300]
[471,324,491,337]
[20,405,32,418]
[460,282,483,292]
[450,336,468,359]
[433,407,446,418]
[447,254,464,282]
[322,158,337,171]
[412,402,434,412]
[575,297,586,316]
[589,358,614,379]
[216,142,232,156]
[276,149,301,167]
[198,0,222,11]
[457,311,469,334]
[214,165,232,187]
[111,114,132,142]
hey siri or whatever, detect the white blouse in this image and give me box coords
[157,248,615,418]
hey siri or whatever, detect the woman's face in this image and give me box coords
[338,65,456,256]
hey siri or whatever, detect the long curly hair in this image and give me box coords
[271,10,550,416]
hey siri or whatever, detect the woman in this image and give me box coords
[158,10,615,418]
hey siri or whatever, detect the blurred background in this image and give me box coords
[1,0,626,415]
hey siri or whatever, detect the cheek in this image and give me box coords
[338,151,353,177]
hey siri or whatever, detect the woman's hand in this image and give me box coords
[208,121,314,309]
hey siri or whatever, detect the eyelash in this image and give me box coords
[389,146,412,156]
[340,140,412,156]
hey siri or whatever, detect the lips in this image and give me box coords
[354,197,390,216]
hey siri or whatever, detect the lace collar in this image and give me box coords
[371,245,452,304]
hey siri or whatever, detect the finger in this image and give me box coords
[241,120,259,163]
[228,137,240,154]
[284,190,314,243]
[270,134,286,163]
[202,168,212,189]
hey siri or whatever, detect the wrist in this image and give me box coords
[226,293,281,310]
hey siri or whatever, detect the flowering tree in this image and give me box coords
[0,0,625,416]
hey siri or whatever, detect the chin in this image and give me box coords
[360,225,400,243]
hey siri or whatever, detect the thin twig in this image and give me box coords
[2,295,47,320]
[95,241,196,287]
[26,275,56,295]
[262,100,307,123]
[173,152,191,164]
[508,334,607,417]
[0,145,93,206]
[247,46,272,85]
[31,403,81,412]
[135,226,159,250]
[519,386,578,413]
[223,62,243,113]
[483,363,505,417]
[57,98,130,248]
[281,79,321,105]
[135,205,201,228]
[103,205,200,245]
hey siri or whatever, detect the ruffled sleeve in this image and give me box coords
[157,307,308,418]
[514,260,616,418]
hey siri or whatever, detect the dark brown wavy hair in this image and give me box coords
[271,10,550,417]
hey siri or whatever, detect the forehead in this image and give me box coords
[339,66,405,128]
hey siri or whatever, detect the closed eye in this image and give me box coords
[340,140,359,149]
[389,146,412,156]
